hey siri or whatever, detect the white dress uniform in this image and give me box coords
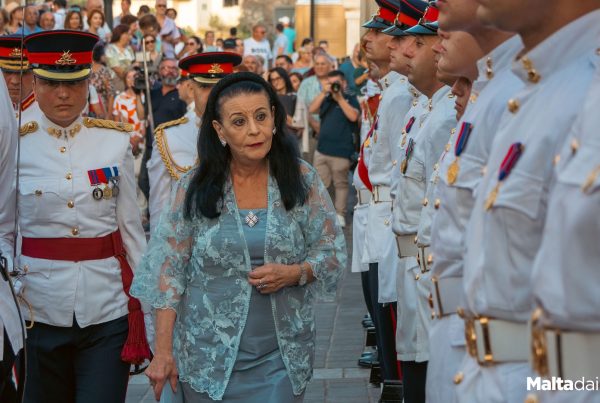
[426,35,523,403]
[393,85,456,362]
[362,72,416,303]
[0,73,22,359]
[528,59,600,403]
[17,113,147,327]
[459,11,600,403]
[351,80,380,274]
[14,92,41,123]
[147,105,199,233]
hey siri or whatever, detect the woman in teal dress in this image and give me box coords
[131,72,347,402]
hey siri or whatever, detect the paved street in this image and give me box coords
[126,215,381,403]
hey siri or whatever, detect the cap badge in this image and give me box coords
[208,63,224,74]
[9,48,21,58]
[55,50,77,66]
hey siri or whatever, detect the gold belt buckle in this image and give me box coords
[464,317,478,358]
[373,186,380,203]
[530,308,549,377]
[478,317,495,365]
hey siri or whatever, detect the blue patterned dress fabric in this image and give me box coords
[131,161,347,401]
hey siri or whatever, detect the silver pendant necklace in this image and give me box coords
[244,211,259,227]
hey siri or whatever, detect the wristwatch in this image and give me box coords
[298,262,309,286]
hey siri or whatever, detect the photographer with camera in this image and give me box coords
[112,67,146,156]
[309,70,360,227]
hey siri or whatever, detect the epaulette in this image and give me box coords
[153,116,188,135]
[154,116,197,181]
[19,121,39,137]
[82,117,133,133]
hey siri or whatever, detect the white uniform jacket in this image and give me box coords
[17,113,147,328]
[148,107,199,234]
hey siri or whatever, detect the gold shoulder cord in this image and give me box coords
[154,117,198,180]
[83,117,133,133]
[19,121,39,137]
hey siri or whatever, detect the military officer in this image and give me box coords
[428,2,522,401]
[0,35,40,122]
[18,30,149,403]
[529,64,600,403]
[391,14,459,401]
[459,2,600,402]
[147,52,241,233]
[360,1,414,395]
[0,70,22,403]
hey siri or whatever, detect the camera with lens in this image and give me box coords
[331,81,342,93]
[133,67,147,94]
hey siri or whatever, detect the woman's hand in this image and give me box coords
[145,352,179,401]
[248,263,301,294]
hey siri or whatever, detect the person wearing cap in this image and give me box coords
[391,13,459,401]
[428,2,522,401]
[147,52,241,233]
[131,72,345,402]
[528,66,600,403]
[457,2,600,403]
[17,30,150,403]
[0,35,40,121]
[359,1,408,397]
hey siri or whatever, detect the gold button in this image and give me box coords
[65,173,72,180]
[60,146,66,153]
[23,265,29,273]
[67,200,74,208]
[392,160,397,166]
[428,293,434,310]
[451,128,456,134]
[507,99,520,113]
[427,254,434,265]
[553,154,561,166]
[445,143,451,152]
[34,190,42,196]
[434,199,441,209]
[571,138,579,154]
[422,198,429,207]
[453,372,464,385]
[384,219,390,226]
[413,235,418,244]
[524,394,539,403]
[71,227,79,236]
[434,163,439,171]
[415,274,420,281]
[457,307,465,318]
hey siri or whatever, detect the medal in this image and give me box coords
[400,117,415,148]
[447,122,474,185]
[110,177,120,198]
[484,142,525,211]
[92,187,103,200]
[401,138,415,175]
[102,185,112,200]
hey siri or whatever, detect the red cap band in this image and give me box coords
[378,7,397,24]
[398,13,419,26]
[187,62,234,75]
[27,50,92,66]
[423,6,439,23]
[0,47,28,60]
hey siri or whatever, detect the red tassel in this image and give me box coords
[121,308,152,365]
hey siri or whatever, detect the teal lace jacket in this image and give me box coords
[131,161,346,400]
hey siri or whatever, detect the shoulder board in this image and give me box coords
[83,117,133,133]
[154,116,189,135]
[19,121,39,137]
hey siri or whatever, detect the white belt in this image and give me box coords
[431,276,462,318]
[395,234,418,258]
[356,188,372,205]
[372,185,392,203]
[463,317,529,365]
[417,246,432,273]
[531,325,600,380]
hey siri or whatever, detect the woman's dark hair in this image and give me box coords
[300,37,313,47]
[289,71,303,85]
[110,24,130,44]
[189,35,203,53]
[92,42,105,63]
[268,67,293,94]
[64,9,83,30]
[184,72,309,219]
[121,14,138,26]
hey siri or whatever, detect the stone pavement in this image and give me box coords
[126,213,381,403]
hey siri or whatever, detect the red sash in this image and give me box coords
[21,231,152,365]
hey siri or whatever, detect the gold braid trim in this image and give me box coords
[154,117,197,181]
[19,121,39,137]
[83,117,133,133]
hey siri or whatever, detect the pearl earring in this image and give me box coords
[219,138,227,147]
[272,128,277,135]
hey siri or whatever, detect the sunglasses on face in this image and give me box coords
[145,39,155,44]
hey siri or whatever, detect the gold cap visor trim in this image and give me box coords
[192,76,221,84]
[33,68,91,81]
[0,60,30,72]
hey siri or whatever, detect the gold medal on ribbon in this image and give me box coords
[447,158,460,185]
[102,185,113,200]
[400,159,408,175]
[484,184,500,211]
